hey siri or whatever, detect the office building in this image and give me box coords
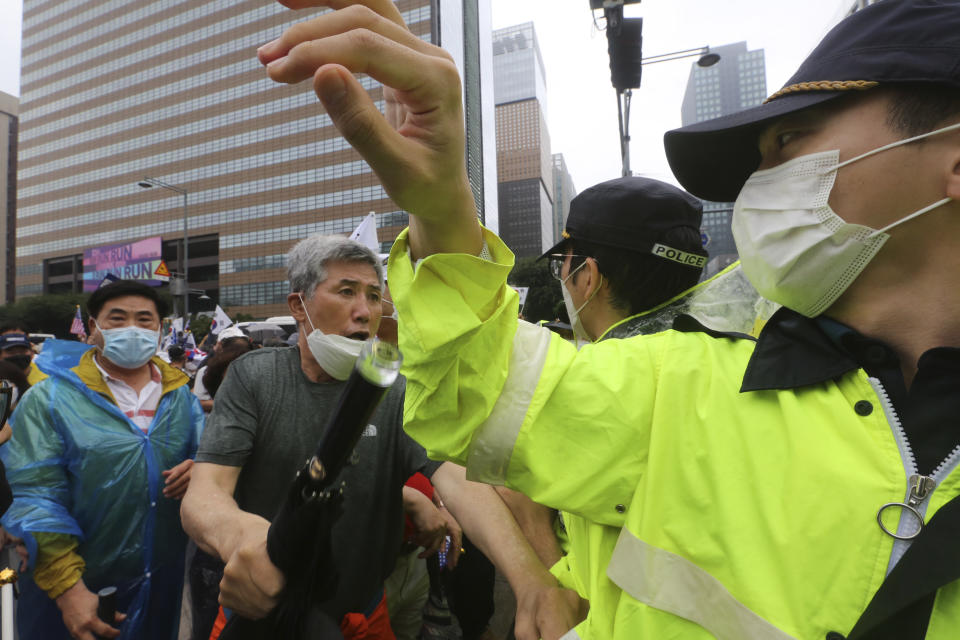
[680,41,767,277]
[493,22,555,259]
[16,0,496,318]
[0,92,16,304]
[551,153,575,244]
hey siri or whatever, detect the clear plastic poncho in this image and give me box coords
[0,353,204,640]
[601,262,779,341]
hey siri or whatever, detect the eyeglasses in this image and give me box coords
[547,254,594,281]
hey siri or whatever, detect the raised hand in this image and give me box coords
[260,1,483,257]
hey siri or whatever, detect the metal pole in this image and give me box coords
[138,177,189,320]
[617,89,632,177]
[183,191,189,320]
[1,582,12,640]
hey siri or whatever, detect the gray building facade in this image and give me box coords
[17,0,495,317]
[0,92,16,304]
[680,41,767,277]
[551,153,575,244]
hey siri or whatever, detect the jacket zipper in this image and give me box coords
[868,377,960,575]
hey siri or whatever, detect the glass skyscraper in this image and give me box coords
[680,41,766,278]
[493,22,555,259]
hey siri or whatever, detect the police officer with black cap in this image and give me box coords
[497,176,709,628]
[542,176,707,345]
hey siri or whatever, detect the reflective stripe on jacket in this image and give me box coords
[388,227,960,640]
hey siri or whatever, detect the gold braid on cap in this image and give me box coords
[764,80,879,103]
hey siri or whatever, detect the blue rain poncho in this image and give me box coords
[1,348,204,640]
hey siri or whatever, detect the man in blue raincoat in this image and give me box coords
[1,280,205,640]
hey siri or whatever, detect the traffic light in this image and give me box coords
[607,16,643,90]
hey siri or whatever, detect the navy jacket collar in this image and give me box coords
[741,307,860,392]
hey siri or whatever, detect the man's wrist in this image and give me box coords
[503,555,558,597]
[222,513,270,561]
[407,207,483,260]
[53,577,87,606]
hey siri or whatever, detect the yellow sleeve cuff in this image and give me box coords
[33,532,84,600]
[26,363,48,386]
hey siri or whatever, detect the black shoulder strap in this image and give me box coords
[836,493,960,640]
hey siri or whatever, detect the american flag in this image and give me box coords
[69,305,86,339]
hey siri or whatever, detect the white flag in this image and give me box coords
[172,317,184,334]
[184,331,197,350]
[349,212,380,253]
[160,322,175,352]
[211,305,233,335]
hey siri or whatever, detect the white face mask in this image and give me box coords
[560,259,603,347]
[733,121,960,317]
[298,293,365,380]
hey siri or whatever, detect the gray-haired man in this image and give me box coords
[182,235,565,638]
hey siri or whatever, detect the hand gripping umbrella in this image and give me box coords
[220,339,402,639]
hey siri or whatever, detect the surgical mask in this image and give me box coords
[298,293,365,380]
[560,260,603,347]
[96,322,160,370]
[4,355,32,372]
[733,121,960,317]
[382,297,398,322]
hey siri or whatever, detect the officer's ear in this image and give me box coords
[946,141,960,202]
[581,257,603,294]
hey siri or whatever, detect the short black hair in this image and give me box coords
[87,280,167,320]
[0,360,30,399]
[569,225,706,316]
[886,84,960,137]
[0,323,28,334]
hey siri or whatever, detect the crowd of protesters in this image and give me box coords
[0,240,556,640]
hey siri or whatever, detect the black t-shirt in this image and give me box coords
[196,346,440,618]
[817,318,960,476]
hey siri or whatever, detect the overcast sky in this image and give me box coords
[488,0,850,190]
[1,0,851,191]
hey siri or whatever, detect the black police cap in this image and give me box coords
[664,0,960,202]
[540,176,703,261]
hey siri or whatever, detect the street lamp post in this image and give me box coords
[610,46,721,176]
[592,0,719,176]
[137,177,189,318]
[641,47,721,67]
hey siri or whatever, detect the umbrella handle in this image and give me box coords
[94,586,117,639]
